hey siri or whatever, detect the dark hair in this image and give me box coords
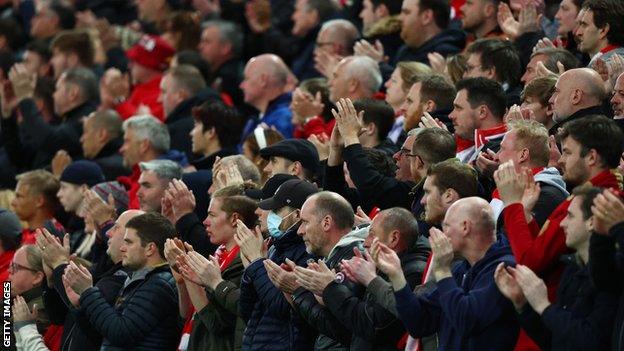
[427,159,479,199]
[467,39,521,87]
[305,0,338,22]
[175,50,212,84]
[419,74,456,111]
[456,77,507,120]
[558,115,624,169]
[370,0,402,15]
[0,18,23,50]
[313,191,355,230]
[379,207,419,249]
[419,0,451,29]
[353,99,395,143]
[572,185,603,220]
[50,30,94,67]
[25,40,52,62]
[300,78,334,123]
[34,76,55,120]
[166,11,201,51]
[49,1,76,30]
[0,234,19,252]
[412,128,456,166]
[532,48,580,73]
[0,50,14,79]
[583,0,624,47]
[192,100,245,148]
[62,67,99,102]
[363,147,396,177]
[125,212,176,260]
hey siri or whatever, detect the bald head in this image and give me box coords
[330,56,382,101]
[319,19,359,56]
[550,68,606,121]
[249,54,290,87]
[446,197,495,238]
[241,54,293,110]
[106,209,145,264]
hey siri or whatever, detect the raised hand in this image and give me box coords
[332,98,364,146]
[340,247,377,286]
[83,190,117,227]
[182,252,223,290]
[353,206,371,226]
[514,264,550,314]
[497,2,520,39]
[427,52,446,75]
[429,227,454,281]
[166,179,196,223]
[521,169,540,221]
[63,261,93,295]
[314,50,342,79]
[51,150,72,177]
[234,219,265,267]
[35,228,70,269]
[532,37,556,53]
[291,88,324,123]
[592,189,624,235]
[418,111,448,130]
[494,263,527,309]
[164,238,187,272]
[371,238,405,289]
[294,260,336,296]
[12,296,37,324]
[493,161,526,206]
[475,148,500,178]
[353,39,385,63]
[264,258,300,294]
[8,63,37,102]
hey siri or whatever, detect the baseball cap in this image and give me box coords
[126,35,175,71]
[258,179,319,211]
[259,139,320,174]
[245,173,298,201]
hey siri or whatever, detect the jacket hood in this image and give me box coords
[365,15,401,38]
[327,225,367,259]
[420,29,466,52]
[534,167,570,197]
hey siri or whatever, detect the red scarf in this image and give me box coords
[475,124,507,149]
[0,250,14,282]
[215,245,240,271]
[600,44,621,54]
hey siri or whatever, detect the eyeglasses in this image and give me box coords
[398,148,418,158]
[315,41,333,48]
[9,262,38,274]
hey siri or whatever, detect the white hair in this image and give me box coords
[343,56,382,95]
[122,115,170,153]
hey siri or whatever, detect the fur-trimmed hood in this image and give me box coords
[364,15,401,38]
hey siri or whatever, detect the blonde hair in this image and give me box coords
[507,119,550,166]
[397,61,432,92]
[22,244,44,272]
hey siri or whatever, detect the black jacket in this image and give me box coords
[343,143,416,210]
[520,255,617,351]
[13,98,96,169]
[79,263,181,351]
[91,136,130,181]
[239,228,316,350]
[322,237,430,350]
[589,223,624,351]
[213,58,245,108]
[548,105,605,136]
[166,88,221,160]
[292,236,365,350]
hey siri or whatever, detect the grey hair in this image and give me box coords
[139,159,183,181]
[122,115,170,153]
[88,109,123,139]
[320,19,359,56]
[62,67,98,102]
[407,128,423,137]
[220,155,261,185]
[166,64,207,96]
[342,56,382,95]
[202,20,243,58]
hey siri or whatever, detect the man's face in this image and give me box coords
[549,76,574,122]
[50,48,69,79]
[497,130,522,166]
[441,205,464,252]
[23,50,46,76]
[11,182,38,222]
[129,61,154,85]
[385,68,407,110]
[159,74,183,117]
[360,0,378,33]
[80,116,103,159]
[521,95,551,126]
[292,0,316,37]
[461,0,487,32]
[401,82,424,131]
[8,248,43,297]
[328,60,350,102]
[255,207,270,233]
[363,214,389,248]
[137,170,167,212]
[521,54,548,84]
[449,89,478,140]
[119,128,142,168]
[30,7,56,39]
[392,135,416,182]
[190,120,209,154]
[57,181,84,213]
[611,74,624,118]
[555,0,580,35]
[120,228,149,270]
[106,211,139,263]
[421,175,446,225]
[134,0,161,22]
[561,196,591,250]
[399,0,425,48]
[297,197,327,255]
[240,60,264,106]
[575,9,603,55]
[263,156,293,179]
[203,197,235,246]
[464,53,492,80]
[53,76,72,116]
[198,26,222,65]
[559,136,591,187]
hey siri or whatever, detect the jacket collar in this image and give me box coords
[549,105,604,135]
[95,136,124,159]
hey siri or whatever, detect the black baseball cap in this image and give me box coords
[245,173,298,201]
[259,139,320,174]
[258,179,319,211]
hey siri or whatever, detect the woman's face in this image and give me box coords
[555,0,580,35]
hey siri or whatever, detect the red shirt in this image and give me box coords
[0,250,14,282]
[117,165,141,210]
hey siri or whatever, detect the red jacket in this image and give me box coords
[0,250,14,282]
[117,165,141,210]
[116,75,164,121]
[293,117,335,139]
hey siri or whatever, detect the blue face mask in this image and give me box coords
[267,210,296,239]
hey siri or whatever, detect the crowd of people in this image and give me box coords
[1,0,624,350]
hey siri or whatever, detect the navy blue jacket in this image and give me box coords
[394,240,519,351]
[242,93,294,139]
[79,263,181,351]
[519,255,617,351]
[239,228,316,350]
